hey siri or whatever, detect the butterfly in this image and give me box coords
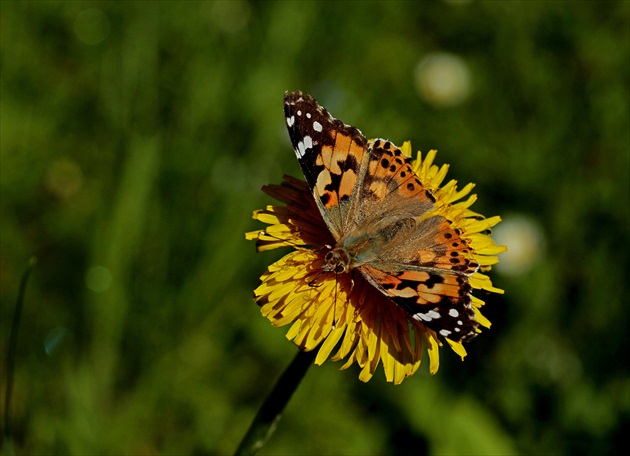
[283,90,481,342]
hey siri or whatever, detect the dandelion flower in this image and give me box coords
[246,91,505,384]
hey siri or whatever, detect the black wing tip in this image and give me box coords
[284,89,317,107]
[282,89,367,148]
[285,89,303,98]
[284,90,331,127]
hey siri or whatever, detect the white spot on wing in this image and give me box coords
[306,112,311,118]
[449,309,459,318]
[313,121,322,132]
[286,115,295,127]
[413,309,441,322]
[297,110,302,116]
[295,141,305,158]
[439,329,452,337]
[303,135,312,149]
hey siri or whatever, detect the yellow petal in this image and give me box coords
[253,211,283,225]
[470,272,504,294]
[426,333,441,375]
[446,339,467,360]
[474,307,492,328]
[315,325,345,365]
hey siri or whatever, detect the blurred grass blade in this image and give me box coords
[234,349,316,456]
[2,257,36,455]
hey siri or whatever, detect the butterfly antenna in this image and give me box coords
[306,244,335,288]
[308,270,325,288]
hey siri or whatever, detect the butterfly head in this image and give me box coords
[323,247,351,274]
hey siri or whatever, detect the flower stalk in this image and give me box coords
[234,349,317,456]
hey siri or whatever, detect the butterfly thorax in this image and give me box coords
[323,216,418,274]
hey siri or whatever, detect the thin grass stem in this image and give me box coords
[2,257,36,455]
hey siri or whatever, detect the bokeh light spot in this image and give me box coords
[526,335,583,384]
[45,157,84,200]
[211,0,251,34]
[493,214,545,276]
[74,8,110,45]
[414,52,472,108]
[86,265,113,293]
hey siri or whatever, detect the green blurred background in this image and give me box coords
[1,1,628,455]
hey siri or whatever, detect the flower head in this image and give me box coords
[247,141,505,384]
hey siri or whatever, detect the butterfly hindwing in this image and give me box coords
[359,266,479,342]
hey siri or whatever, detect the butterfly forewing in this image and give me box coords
[284,91,368,240]
[346,139,436,230]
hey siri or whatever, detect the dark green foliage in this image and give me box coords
[1,1,628,454]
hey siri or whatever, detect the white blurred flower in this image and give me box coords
[493,215,545,276]
[414,52,472,108]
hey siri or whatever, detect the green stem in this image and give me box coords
[234,348,317,456]
[2,257,36,454]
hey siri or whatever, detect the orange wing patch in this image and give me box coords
[362,267,468,303]
[315,132,366,209]
[365,139,436,204]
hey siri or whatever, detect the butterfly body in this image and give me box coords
[284,90,481,342]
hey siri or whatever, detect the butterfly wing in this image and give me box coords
[360,266,479,342]
[349,139,481,342]
[284,91,369,241]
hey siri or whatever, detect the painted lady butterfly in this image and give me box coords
[284,90,481,342]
